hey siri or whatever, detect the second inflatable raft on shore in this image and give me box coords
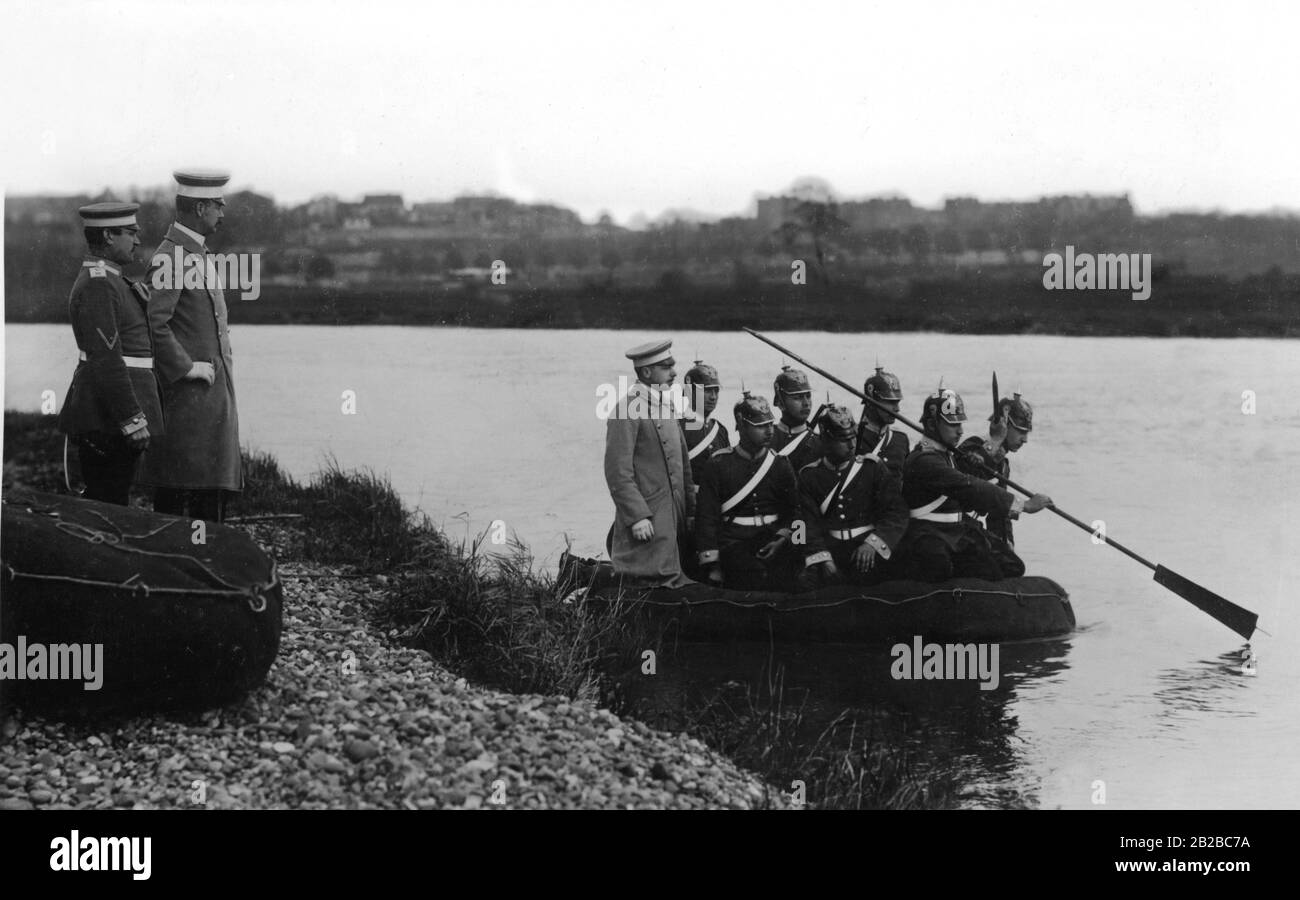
[1,488,283,715]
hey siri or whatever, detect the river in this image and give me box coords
[5,323,1297,808]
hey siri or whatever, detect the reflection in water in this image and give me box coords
[1152,645,1259,724]
[625,635,1073,808]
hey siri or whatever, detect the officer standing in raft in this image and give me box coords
[57,202,164,505]
[855,364,910,478]
[695,393,803,590]
[895,387,1052,582]
[797,405,910,584]
[957,391,1036,578]
[604,339,694,587]
[681,359,731,486]
[769,366,823,474]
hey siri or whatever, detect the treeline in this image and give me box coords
[11,269,1283,337]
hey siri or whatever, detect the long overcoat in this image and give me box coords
[138,224,242,491]
[604,381,695,583]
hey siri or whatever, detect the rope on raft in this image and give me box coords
[5,504,276,613]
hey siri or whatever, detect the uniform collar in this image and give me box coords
[775,420,807,435]
[82,256,121,276]
[173,221,207,248]
[822,456,852,471]
[735,443,767,461]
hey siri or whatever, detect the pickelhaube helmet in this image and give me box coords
[735,391,775,426]
[773,365,812,399]
[922,387,967,427]
[817,404,857,440]
[863,365,903,403]
[992,393,1033,432]
[684,360,720,388]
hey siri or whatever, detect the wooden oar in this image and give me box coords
[743,327,1259,640]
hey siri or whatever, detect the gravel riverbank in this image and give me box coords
[0,533,781,811]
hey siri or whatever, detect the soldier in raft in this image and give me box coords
[695,393,811,590]
[797,405,910,584]
[956,392,1036,578]
[855,364,910,478]
[681,360,731,486]
[894,387,1052,582]
[57,202,164,506]
[769,366,823,474]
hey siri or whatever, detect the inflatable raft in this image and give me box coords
[1,489,283,714]
[560,553,1074,643]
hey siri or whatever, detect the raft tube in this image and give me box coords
[561,553,1074,643]
[1,489,283,714]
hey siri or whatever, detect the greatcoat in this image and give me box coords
[604,381,695,583]
[139,224,243,491]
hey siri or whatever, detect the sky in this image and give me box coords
[2,0,1298,224]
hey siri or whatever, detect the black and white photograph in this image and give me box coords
[0,0,1295,867]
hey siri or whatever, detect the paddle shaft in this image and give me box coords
[743,328,1162,569]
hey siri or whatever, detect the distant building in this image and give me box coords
[359,194,407,225]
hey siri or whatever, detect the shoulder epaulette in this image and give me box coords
[712,446,734,457]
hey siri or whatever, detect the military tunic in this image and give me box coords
[770,422,823,476]
[681,414,731,485]
[896,438,1019,582]
[695,445,801,590]
[59,257,165,439]
[956,435,1026,577]
[138,224,242,492]
[797,454,910,580]
[854,422,910,479]
[58,257,166,504]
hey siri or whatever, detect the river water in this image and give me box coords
[5,324,1298,808]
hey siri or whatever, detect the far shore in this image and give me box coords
[7,269,1300,338]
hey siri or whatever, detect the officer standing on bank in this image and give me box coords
[140,169,242,522]
[57,202,164,505]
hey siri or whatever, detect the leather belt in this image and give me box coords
[829,525,873,540]
[730,514,778,526]
[80,352,153,369]
[912,512,962,523]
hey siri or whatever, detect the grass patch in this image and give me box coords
[377,535,652,711]
[635,662,961,809]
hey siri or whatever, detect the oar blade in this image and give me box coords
[1153,565,1258,640]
